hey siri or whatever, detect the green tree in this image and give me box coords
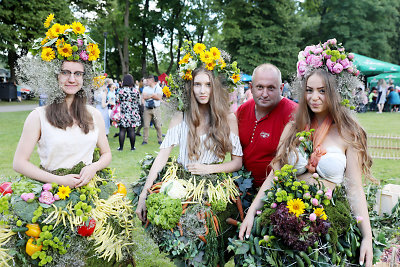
[220,0,301,78]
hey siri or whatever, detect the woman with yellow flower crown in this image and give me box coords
[0,14,137,266]
[132,40,249,266]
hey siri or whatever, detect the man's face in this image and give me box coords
[250,68,283,112]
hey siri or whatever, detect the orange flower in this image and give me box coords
[231,73,240,83]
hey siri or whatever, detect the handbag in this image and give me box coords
[146,99,155,109]
[110,103,121,122]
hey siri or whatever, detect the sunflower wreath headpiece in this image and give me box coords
[16,14,101,104]
[165,40,242,110]
[294,38,362,109]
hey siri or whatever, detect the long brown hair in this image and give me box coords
[186,68,232,160]
[272,68,375,182]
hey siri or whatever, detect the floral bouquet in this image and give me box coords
[0,150,135,267]
[165,40,242,111]
[228,164,372,266]
[131,156,254,266]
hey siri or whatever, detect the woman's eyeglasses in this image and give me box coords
[59,70,85,78]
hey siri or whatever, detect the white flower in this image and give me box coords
[187,58,197,70]
[160,180,187,199]
[298,51,306,61]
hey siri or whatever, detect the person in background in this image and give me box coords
[368,87,378,111]
[376,79,388,113]
[94,79,110,136]
[142,75,163,145]
[387,86,400,112]
[135,78,145,137]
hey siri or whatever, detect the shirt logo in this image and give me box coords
[260,131,270,138]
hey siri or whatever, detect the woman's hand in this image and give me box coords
[187,163,210,175]
[57,174,81,188]
[76,164,97,187]
[136,193,148,222]
[238,213,255,240]
[359,236,373,267]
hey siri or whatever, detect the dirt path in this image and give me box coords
[0,104,37,113]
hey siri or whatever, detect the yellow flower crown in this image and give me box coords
[166,40,242,110]
[32,14,100,63]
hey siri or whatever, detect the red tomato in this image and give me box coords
[0,182,12,196]
[77,218,96,236]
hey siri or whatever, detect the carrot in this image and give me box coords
[182,208,187,215]
[230,196,237,203]
[198,235,207,244]
[153,189,160,194]
[204,202,211,207]
[182,198,192,210]
[170,228,174,233]
[144,219,150,229]
[236,196,244,221]
[226,218,239,226]
[213,215,219,233]
[147,188,153,194]
[151,184,161,190]
[153,181,163,187]
[246,191,252,196]
[177,223,183,236]
[204,224,209,236]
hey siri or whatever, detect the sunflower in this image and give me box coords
[50,23,64,38]
[219,59,226,70]
[184,70,193,80]
[205,61,216,71]
[200,51,213,64]
[193,43,206,54]
[41,47,55,61]
[55,38,65,48]
[231,73,240,83]
[209,47,221,60]
[71,21,85,35]
[44,13,54,28]
[41,37,50,46]
[313,207,328,220]
[57,43,73,58]
[179,53,191,65]
[87,43,100,61]
[57,185,71,200]
[162,86,171,98]
[286,198,305,217]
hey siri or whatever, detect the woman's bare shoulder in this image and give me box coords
[168,111,184,129]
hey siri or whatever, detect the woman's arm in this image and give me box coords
[13,110,81,188]
[344,146,373,267]
[76,109,112,187]
[101,89,108,108]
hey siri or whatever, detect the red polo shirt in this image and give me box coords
[236,98,297,187]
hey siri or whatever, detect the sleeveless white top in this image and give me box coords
[36,106,99,171]
[288,147,347,184]
[160,119,243,168]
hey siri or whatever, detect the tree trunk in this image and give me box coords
[113,22,125,76]
[122,0,130,75]
[176,37,183,70]
[151,40,160,75]
[7,50,18,83]
[166,33,175,75]
[141,0,149,77]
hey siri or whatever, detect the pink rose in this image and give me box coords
[303,192,311,200]
[309,213,317,222]
[339,58,351,69]
[338,47,345,52]
[328,38,337,45]
[347,67,354,73]
[306,54,323,68]
[332,63,343,74]
[314,47,323,54]
[348,53,355,60]
[271,203,277,209]
[303,45,316,57]
[312,198,319,206]
[273,176,279,181]
[54,194,60,201]
[39,191,55,205]
[317,190,323,195]
[325,191,332,200]
[256,210,262,215]
[77,39,84,46]
[312,173,319,178]
[355,70,360,76]
[299,136,305,141]
[79,50,89,61]
[297,60,307,77]
[21,193,35,202]
[42,183,52,191]
[326,58,335,72]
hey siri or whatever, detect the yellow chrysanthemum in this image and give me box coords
[313,208,328,220]
[178,53,191,65]
[209,47,221,60]
[205,61,216,71]
[57,185,71,200]
[193,43,206,54]
[57,43,73,58]
[50,23,63,38]
[41,47,55,61]
[286,198,306,217]
[87,43,100,61]
[184,70,193,80]
[71,21,85,35]
[219,59,226,70]
[231,73,240,83]
[44,13,54,28]
[200,51,213,64]
[162,86,171,98]
[55,38,65,48]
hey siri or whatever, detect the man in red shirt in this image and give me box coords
[236,64,297,187]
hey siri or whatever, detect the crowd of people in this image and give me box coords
[366,79,400,113]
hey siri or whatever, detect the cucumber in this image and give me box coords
[12,227,29,232]
[256,217,262,236]
[307,246,313,254]
[313,249,318,262]
[250,243,256,255]
[328,246,333,254]
[251,219,257,235]
[344,248,352,258]
[295,255,305,267]
[313,241,318,249]
[336,241,344,253]
[299,251,312,266]
[331,252,337,265]
[325,233,331,242]
[260,225,268,236]
[254,237,262,256]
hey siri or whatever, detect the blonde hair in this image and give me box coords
[272,68,376,182]
[186,68,232,160]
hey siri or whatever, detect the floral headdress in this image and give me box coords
[166,40,242,110]
[16,14,101,104]
[295,38,362,109]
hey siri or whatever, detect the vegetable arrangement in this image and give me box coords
[131,156,254,266]
[0,150,136,267]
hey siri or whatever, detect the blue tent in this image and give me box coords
[240,73,252,82]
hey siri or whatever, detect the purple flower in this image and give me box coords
[348,53,355,60]
[332,63,343,74]
[306,54,323,68]
[271,203,277,209]
[42,183,52,191]
[21,193,35,202]
[339,58,351,69]
[309,213,317,222]
[79,50,89,61]
[297,60,307,77]
[312,198,319,206]
[77,39,84,46]
[39,191,55,205]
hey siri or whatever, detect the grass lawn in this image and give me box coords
[0,98,39,106]
[0,109,399,185]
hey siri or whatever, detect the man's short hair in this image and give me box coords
[146,75,158,82]
[252,63,282,85]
